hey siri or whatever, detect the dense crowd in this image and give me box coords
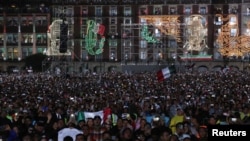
[0,69,250,141]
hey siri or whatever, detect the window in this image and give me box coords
[6,34,18,44]
[7,17,18,26]
[230,28,237,37]
[229,16,237,24]
[35,16,47,26]
[169,40,177,48]
[82,50,88,61]
[200,7,206,14]
[82,18,88,25]
[139,49,147,60]
[110,6,117,16]
[140,40,147,48]
[229,6,237,14]
[122,29,131,38]
[154,7,161,15]
[110,48,116,60]
[96,6,102,16]
[154,29,161,37]
[21,34,33,44]
[110,18,116,24]
[124,7,131,16]
[170,7,176,14]
[66,7,74,17]
[37,47,46,54]
[124,18,131,24]
[36,34,47,44]
[7,47,18,60]
[184,7,192,14]
[214,16,222,25]
[96,18,102,24]
[22,47,33,58]
[124,6,131,16]
[109,39,117,47]
[124,48,131,60]
[140,7,147,15]
[82,8,88,16]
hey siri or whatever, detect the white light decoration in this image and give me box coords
[216,14,250,57]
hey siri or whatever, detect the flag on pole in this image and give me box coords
[157,66,176,82]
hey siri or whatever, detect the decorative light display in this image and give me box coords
[216,14,250,57]
[141,25,158,43]
[183,15,208,51]
[85,20,106,55]
[139,15,181,42]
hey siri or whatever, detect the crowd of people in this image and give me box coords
[0,68,250,141]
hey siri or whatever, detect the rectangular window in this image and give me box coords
[200,7,207,14]
[110,48,117,60]
[230,28,237,37]
[22,47,33,58]
[109,39,117,47]
[170,7,176,15]
[7,17,18,26]
[96,6,102,16]
[82,50,88,61]
[140,7,147,15]
[110,18,116,24]
[110,6,117,16]
[124,18,131,24]
[82,7,88,16]
[124,6,131,16]
[37,47,46,54]
[184,7,192,14]
[21,34,33,44]
[140,40,147,48]
[96,18,102,24]
[7,47,18,60]
[139,49,147,60]
[6,34,18,44]
[154,7,161,15]
[124,48,131,60]
[36,34,47,44]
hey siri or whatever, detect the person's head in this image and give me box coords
[102,131,111,140]
[169,134,179,141]
[22,134,32,141]
[159,127,172,141]
[175,122,184,135]
[121,127,133,140]
[207,116,217,125]
[198,126,208,139]
[182,134,191,141]
[93,115,102,126]
[86,118,94,127]
[63,136,73,141]
[75,133,85,141]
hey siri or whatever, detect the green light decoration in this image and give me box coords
[85,20,106,55]
[141,25,158,43]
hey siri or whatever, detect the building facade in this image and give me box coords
[1,0,250,72]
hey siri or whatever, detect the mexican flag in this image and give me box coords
[157,66,176,82]
[77,107,111,124]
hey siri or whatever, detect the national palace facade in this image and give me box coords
[1,0,250,73]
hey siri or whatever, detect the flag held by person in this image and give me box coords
[157,66,176,82]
